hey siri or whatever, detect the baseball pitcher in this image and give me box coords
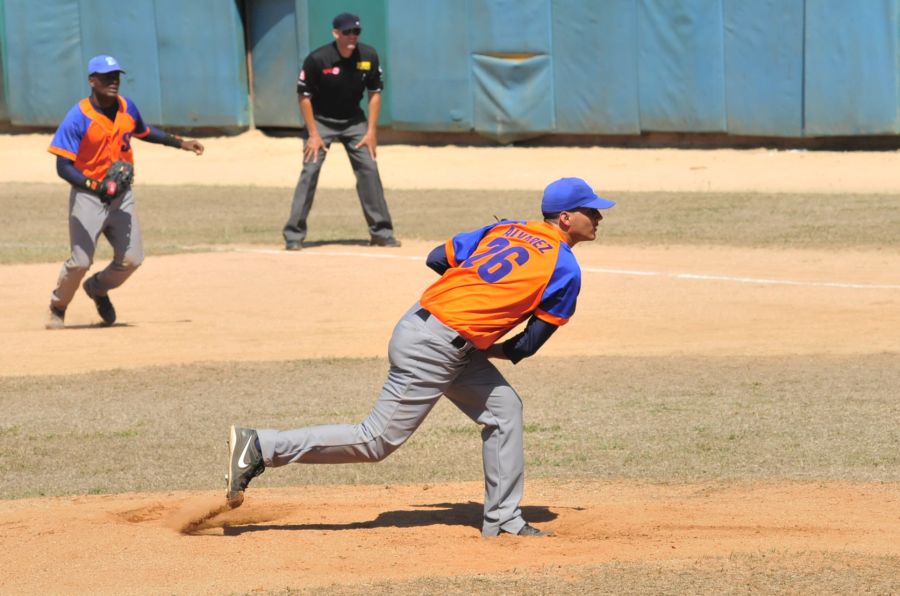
[228,177,615,537]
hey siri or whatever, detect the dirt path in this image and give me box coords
[6,129,900,193]
[3,241,898,377]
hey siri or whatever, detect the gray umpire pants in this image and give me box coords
[257,302,527,537]
[49,188,144,311]
[282,117,395,245]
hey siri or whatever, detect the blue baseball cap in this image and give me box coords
[88,55,125,75]
[332,13,360,30]
[541,177,616,214]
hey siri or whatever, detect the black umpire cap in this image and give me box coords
[333,12,360,30]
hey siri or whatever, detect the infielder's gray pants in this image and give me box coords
[50,188,144,311]
[282,117,394,244]
[257,303,527,537]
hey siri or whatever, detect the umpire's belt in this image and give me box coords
[416,308,470,350]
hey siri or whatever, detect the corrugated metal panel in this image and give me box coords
[153,0,249,127]
[551,0,640,134]
[468,0,553,141]
[4,0,84,126]
[472,54,554,142]
[2,0,247,129]
[3,0,900,138]
[77,0,163,124]
[0,0,9,122]
[637,0,727,132]
[723,0,804,137]
[469,0,551,55]
[248,0,305,128]
[805,0,900,135]
[386,0,472,131]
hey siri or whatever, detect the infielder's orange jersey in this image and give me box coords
[420,220,582,349]
[47,96,150,179]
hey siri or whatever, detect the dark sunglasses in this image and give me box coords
[341,27,361,36]
[92,72,120,83]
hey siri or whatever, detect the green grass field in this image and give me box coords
[1,183,898,594]
[2,183,899,263]
[1,354,898,500]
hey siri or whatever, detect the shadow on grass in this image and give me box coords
[292,239,379,249]
[222,501,557,535]
[52,322,136,330]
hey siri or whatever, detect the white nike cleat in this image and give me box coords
[226,425,265,507]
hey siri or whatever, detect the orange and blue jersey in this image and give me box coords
[48,96,150,179]
[420,220,581,349]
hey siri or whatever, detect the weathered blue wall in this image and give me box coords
[723,0,805,137]
[1,0,899,140]
[1,0,248,128]
[247,0,391,128]
[378,0,900,141]
[805,0,900,135]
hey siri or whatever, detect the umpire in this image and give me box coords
[283,12,400,250]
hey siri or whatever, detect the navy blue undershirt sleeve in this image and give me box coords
[56,156,88,187]
[143,127,182,147]
[426,243,450,275]
[501,316,559,364]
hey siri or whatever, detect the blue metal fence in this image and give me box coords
[1,0,248,128]
[1,0,898,140]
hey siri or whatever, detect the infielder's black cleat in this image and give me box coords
[369,236,402,248]
[83,274,116,326]
[45,305,66,330]
[226,425,265,507]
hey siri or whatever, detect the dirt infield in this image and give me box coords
[4,242,899,377]
[6,129,900,193]
[2,481,898,594]
[1,133,899,593]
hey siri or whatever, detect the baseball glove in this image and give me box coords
[96,160,134,203]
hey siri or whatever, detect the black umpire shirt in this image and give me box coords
[297,42,383,123]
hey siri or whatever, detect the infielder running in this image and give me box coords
[46,55,204,329]
[228,177,615,537]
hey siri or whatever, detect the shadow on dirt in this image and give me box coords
[221,501,557,535]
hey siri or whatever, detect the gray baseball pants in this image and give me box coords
[282,117,395,245]
[49,188,144,311]
[256,302,527,537]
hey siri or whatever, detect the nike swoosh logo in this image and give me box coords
[238,440,253,469]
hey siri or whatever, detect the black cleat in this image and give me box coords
[285,241,303,251]
[82,274,116,326]
[226,425,265,507]
[505,523,550,537]
[46,305,66,330]
[369,236,402,248]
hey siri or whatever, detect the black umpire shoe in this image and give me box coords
[82,274,116,326]
[369,236,402,247]
[503,523,550,537]
[226,425,265,508]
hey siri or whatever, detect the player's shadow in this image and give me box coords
[223,501,557,535]
[299,239,371,248]
[59,322,135,330]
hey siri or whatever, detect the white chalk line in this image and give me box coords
[238,248,900,290]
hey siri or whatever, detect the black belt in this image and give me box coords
[416,308,468,349]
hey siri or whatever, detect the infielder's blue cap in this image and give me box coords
[332,12,360,30]
[541,177,616,213]
[88,55,125,75]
